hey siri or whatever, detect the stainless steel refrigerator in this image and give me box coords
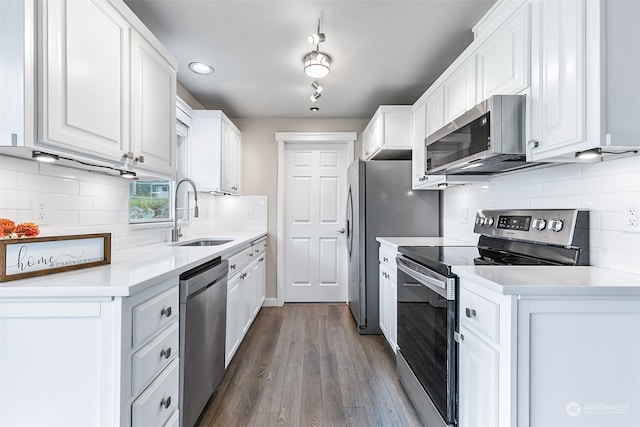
[346,160,440,334]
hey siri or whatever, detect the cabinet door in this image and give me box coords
[378,263,389,338]
[40,0,129,161]
[477,4,529,99]
[253,254,265,318]
[529,0,586,155]
[365,115,383,159]
[388,269,397,353]
[443,57,477,123]
[425,86,445,137]
[222,123,240,194]
[240,265,253,336]
[225,275,241,367]
[458,327,499,427]
[412,101,427,188]
[131,32,176,177]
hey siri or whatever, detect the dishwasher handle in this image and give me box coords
[179,258,228,302]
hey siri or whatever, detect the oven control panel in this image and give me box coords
[473,209,589,246]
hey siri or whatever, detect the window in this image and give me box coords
[129,180,171,222]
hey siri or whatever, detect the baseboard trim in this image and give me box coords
[262,298,279,307]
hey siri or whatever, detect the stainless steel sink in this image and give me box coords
[174,239,233,247]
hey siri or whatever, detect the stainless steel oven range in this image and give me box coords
[395,209,589,427]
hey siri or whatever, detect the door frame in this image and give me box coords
[275,132,357,306]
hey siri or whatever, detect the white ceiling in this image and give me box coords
[124,0,496,119]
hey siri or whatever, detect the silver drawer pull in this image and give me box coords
[465,308,476,318]
[259,257,264,262]
[160,347,172,359]
[249,253,254,257]
[230,264,236,270]
[160,307,172,318]
[160,396,172,409]
[383,257,388,262]
[255,249,260,253]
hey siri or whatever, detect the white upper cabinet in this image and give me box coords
[443,56,477,124]
[362,105,412,160]
[476,3,530,99]
[425,85,445,138]
[528,0,640,162]
[411,100,427,188]
[2,0,178,177]
[189,110,241,195]
[222,121,241,194]
[39,0,130,161]
[131,32,176,177]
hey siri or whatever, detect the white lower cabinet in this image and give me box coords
[225,238,267,367]
[458,276,640,427]
[0,277,180,427]
[378,243,398,353]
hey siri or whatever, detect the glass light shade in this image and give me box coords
[304,52,331,78]
[308,33,326,44]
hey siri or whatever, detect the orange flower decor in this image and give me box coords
[0,218,16,236]
[15,222,40,237]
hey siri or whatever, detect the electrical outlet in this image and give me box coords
[623,207,638,231]
[246,208,254,219]
[32,199,49,224]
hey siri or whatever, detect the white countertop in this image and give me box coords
[376,236,475,251]
[453,265,640,296]
[0,231,266,298]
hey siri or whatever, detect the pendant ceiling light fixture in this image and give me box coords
[303,19,331,79]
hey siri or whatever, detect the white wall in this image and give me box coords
[442,155,640,274]
[0,154,266,250]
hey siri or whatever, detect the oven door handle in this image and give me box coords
[397,259,454,300]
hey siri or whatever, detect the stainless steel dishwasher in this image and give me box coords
[179,257,228,427]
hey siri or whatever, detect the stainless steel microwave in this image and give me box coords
[425,95,532,175]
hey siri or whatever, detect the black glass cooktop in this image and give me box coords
[398,240,571,277]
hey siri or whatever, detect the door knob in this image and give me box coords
[337,228,345,233]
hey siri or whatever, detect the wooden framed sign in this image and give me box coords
[0,233,111,282]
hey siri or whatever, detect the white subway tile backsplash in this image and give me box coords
[79,180,128,198]
[0,155,39,173]
[1,154,267,251]
[16,171,80,195]
[0,169,17,189]
[442,155,640,274]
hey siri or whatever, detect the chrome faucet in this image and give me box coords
[172,178,199,242]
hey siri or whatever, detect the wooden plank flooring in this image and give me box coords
[197,304,422,426]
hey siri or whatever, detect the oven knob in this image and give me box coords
[484,216,494,226]
[547,219,564,232]
[476,216,484,225]
[532,218,547,231]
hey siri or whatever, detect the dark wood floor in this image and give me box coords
[198,304,423,427]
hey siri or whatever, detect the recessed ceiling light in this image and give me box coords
[189,62,214,75]
[310,107,319,112]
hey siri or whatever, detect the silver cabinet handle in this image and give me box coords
[160,307,172,318]
[230,264,236,270]
[160,396,171,409]
[337,228,345,234]
[249,252,254,257]
[383,257,388,262]
[465,308,476,318]
[160,348,172,359]
[259,257,264,262]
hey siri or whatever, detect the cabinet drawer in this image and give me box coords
[132,322,179,396]
[460,288,500,342]
[251,239,267,258]
[132,287,178,348]
[379,247,397,270]
[226,246,253,276]
[132,358,179,427]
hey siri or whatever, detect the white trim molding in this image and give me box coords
[275,131,357,307]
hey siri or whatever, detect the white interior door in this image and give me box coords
[283,142,348,302]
